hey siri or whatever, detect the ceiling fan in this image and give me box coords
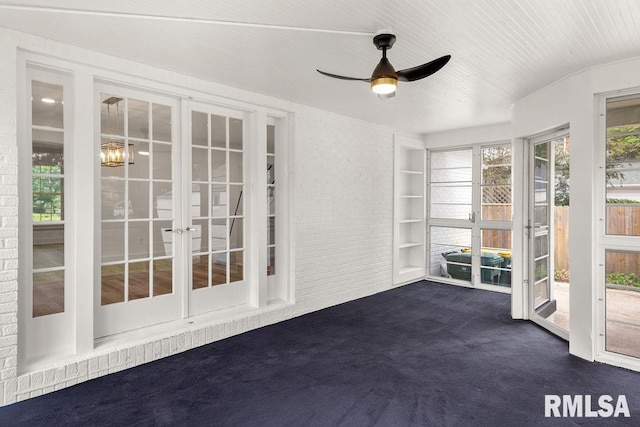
[317,31,451,99]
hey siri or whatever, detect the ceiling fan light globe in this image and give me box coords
[371,77,397,94]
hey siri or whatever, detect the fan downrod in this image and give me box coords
[373,33,396,51]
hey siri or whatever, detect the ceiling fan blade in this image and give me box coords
[317,69,372,82]
[396,55,451,82]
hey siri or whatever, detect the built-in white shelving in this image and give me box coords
[393,135,426,285]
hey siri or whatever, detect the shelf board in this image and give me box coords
[400,169,424,175]
[399,242,422,249]
[399,266,423,275]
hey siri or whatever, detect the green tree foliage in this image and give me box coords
[554,141,570,206]
[32,149,63,221]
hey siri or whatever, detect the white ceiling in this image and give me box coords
[2,0,640,134]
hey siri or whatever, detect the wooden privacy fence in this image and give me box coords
[482,205,640,276]
[555,205,640,275]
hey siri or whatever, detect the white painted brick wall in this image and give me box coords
[0,26,400,406]
[0,29,19,406]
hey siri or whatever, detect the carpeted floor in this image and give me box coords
[1,281,639,426]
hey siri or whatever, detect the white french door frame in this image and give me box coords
[94,82,184,338]
[18,66,76,367]
[524,129,569,341]
[426,144,512,292]
[183,101,253,317]
[18,51,294,371]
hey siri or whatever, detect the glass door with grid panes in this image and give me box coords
[428,145,512,290]
[188,104,248,316]
[527,131,570,338]
[21,68,75,362]
[96,85,182,337]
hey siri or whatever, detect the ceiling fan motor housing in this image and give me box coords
[373,33,396,50]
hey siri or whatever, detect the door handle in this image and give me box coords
[165,228,184,234]
[468,212,475,223]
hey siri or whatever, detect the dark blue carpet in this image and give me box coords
[1,281,639,426]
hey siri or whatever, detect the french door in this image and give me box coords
[96,86,249,337]
[529,139,552,314]
[527,131,569,338]
[428,145,512,290]
[187,103,248,316]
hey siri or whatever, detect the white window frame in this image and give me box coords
[595,88,640,372]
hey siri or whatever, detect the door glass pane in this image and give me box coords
[192,112,208,147]
[192,220,208,253]
[211,219,227,251]
[153,259,173,296]
[430,149,472,220]
[268,217,276,246]
[128,221,150,260]
[32,81,64,128]
[153,182,173,219]
[211,150,226,182]
[268,187,276,216]
[192,255,209,290]
[229,184,243,216]
[192,147,208,182]
[429,226,472,281]
[212,184,227,217]
[229,218,243,250]
[33,271,64,317]
[32,135,63,173]
[211,115,226,148]
[229,118,243,150]
[605,95,640,236]
[267,124,275,155]
[33,226,64,270]
[211,253,227,286]
[128,99,149,139]
[128,261,150,301]
[229,151,243,183]
[153,220,172,257]
[534,234,548,258]
[129,141,150,180]
[605,250,640,358]
[101,264,125,305]
[153,104,172,142]
[267,123,276,276]
[101,180,126,220]
[101,222,125,263]
[534,278,549,308]
[268,247,276,275]
[152,143,172,180]
[480,229,512,287]
[128,181,150,219]
[100,94,124,136]
[481,145,512,221]
[230,251,243,283]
